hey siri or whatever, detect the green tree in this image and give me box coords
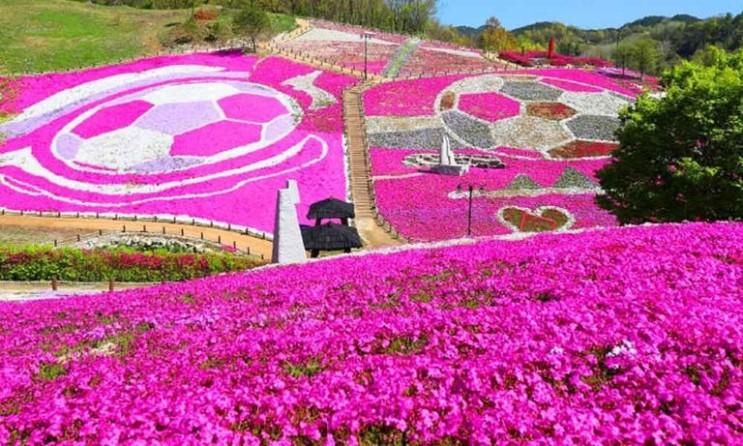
[596,50,743,224]
[232,2,271,51]
[630,38,662,77]
[478,17,517,53]
[692,44,726,67]
[612,43,634,76]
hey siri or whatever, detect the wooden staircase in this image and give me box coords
[343,85,402,248]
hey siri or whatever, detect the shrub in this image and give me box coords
[0,245,264,282]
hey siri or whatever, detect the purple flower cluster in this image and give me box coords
[1,222,741,444]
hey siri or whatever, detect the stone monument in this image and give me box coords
[431,134,470,176]
[271,179,307,264]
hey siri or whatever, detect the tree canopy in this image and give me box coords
[232,2,271,51]
[479,17,517,53]
[597,48,743,224]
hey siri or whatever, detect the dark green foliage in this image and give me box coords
[232,1,270,51]
[597,49,743,224]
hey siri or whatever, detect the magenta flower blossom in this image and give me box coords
[0,53,357,235]
[0,222,741,444]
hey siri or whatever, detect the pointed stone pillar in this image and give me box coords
[271,180,306,264]
[432,134,469,176]
[440,134,454,166]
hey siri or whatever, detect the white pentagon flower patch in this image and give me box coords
[75,127,174,172]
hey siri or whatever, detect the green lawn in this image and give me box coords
[0,0,185,73]
[0,0,296,74]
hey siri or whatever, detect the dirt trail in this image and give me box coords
[0,214,273,258]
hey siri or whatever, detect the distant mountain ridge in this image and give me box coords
[457,12,742,65]
[459,14,705,35]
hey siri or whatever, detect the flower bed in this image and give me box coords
[0,53,357,235]
[500,51,612,68]
[0,222,741,443]
[308,20,409,45]
[279,39,397,75]
[278,23,404,75]
[363,71,642,241]
[0,245,263,282]
[371,148,613,240]
[398,47,501,78]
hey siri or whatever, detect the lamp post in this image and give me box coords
[362,31,375,80]
[457,184,484,238]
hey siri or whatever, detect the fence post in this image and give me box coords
[108,279,114,292]
[51,278,58,291]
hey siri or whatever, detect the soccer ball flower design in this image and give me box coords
[0,54,356,234]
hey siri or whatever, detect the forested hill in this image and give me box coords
[458,12,742,59]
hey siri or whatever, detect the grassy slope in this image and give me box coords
[0,0,296,74]
[0,0,186,73]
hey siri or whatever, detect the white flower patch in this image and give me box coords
[608,340,637,357]
[142,83,241,105]
[295,28,396,45]
[282,71,337,110]
[365,116,441,134]
[75,127,173,172]
[490,116,573,152]
[560,92,632,117]
[445,74,505,95]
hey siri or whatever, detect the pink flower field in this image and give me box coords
[371,149,615,241]
[1,222,741,444]
[0,53,357,235]
[363,70,643,241]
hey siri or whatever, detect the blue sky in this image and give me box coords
[438,0,743,29]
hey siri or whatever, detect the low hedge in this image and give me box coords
[0,245,265,282]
